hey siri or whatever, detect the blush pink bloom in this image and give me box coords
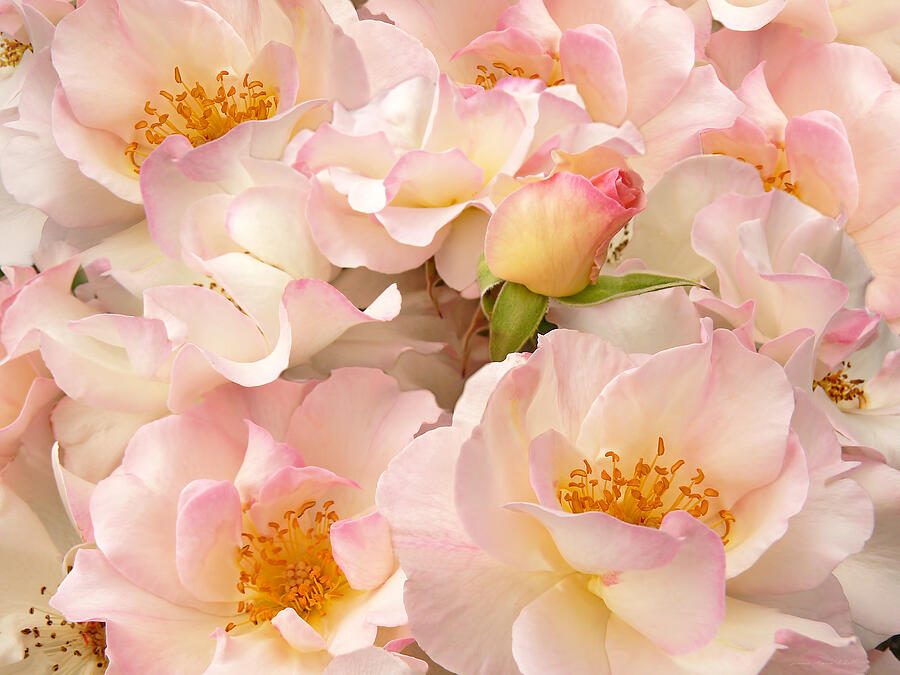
[366,0,742,185]
[298,75,534,290]
[378,327,870,674]
[39,0,436,211]
[298,72,644,293]
[808,322,900,471]
[484,168,645,296]
[0,258,401,481]
[139,115,335,287]
[52,370,442,673]
[690,189,878,371]
[0,43,144,233]
[705,25,900,329]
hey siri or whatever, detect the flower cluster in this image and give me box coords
[0,0,897,673]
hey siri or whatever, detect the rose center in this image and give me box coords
[0,38,30,68]
[557,437,736,545]
[125,66,279,173]
[226,500,347,632]
[21,587,108,672]
[473,60,565,90]
[814,361,867,408]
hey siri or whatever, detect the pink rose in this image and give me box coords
[378,328,871,673]
[52,370,441,673]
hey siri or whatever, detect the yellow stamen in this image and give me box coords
[230,500,346,631]
[0,38,30,68]
[125,67,279,173]
[557,437,735,545]
[473,61,565,90]
[814,361,867,408]
[726,150,796,195]
[21,590,108,671]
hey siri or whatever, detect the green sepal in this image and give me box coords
[70,266,88,291]
[477,254,504,318]
[489,282,549,362]
[556,272,704,306]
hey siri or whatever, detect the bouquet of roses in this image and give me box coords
[0,0,897,672]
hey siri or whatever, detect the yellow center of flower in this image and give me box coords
[814,361,867,408]
[125,66,279,173]
[474,60,565,90]
[21,587,108,672]
[557,438,736,545]
[723,148,796,196]
[226,500,347,632]
[0,38,30,68]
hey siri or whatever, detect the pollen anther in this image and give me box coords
[557,438,735,544]
[125,66,279,173]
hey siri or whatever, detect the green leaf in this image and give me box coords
[489,282,548,361]
[70,266,88,291]
[556,272,704,306]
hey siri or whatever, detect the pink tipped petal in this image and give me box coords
[51,549,221,674]
[206,624,330,674]
[834,459,900,639]
[597,511,726,655]
[330,512,395,591]
[736,63,790,142]
[384,150,484,210]
[451,353,530,433]
[729,470,872,596]
[616,3,696,128]
[630,65,744,188]
[456,331,635,570]
[285,367,441,514]
[511,577,612,675]
[343,19,439,101]
[785,111,859,218]
[559,25,628,126]
[233,421,305,503]
[51,446,96,542]
[249,465,359,533]
[375,203,471,249]
[453,28,556,83]
[626,155,762,279]
[89,473,191,608]
[325,646,427,675]
[225,184,333,281]
[307,180,441,273]
[433,207,489,292]
[51,87,142,203]
[527,429,589,509]
[295,125,396,178]
[496,0,562,52]
[271,609,328,653]
[772,41,892,123]
[175,479,243,603]
[604,605,773,674]
[425,78,527,181]
[505,502,681,573]
[376,427,561,675]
